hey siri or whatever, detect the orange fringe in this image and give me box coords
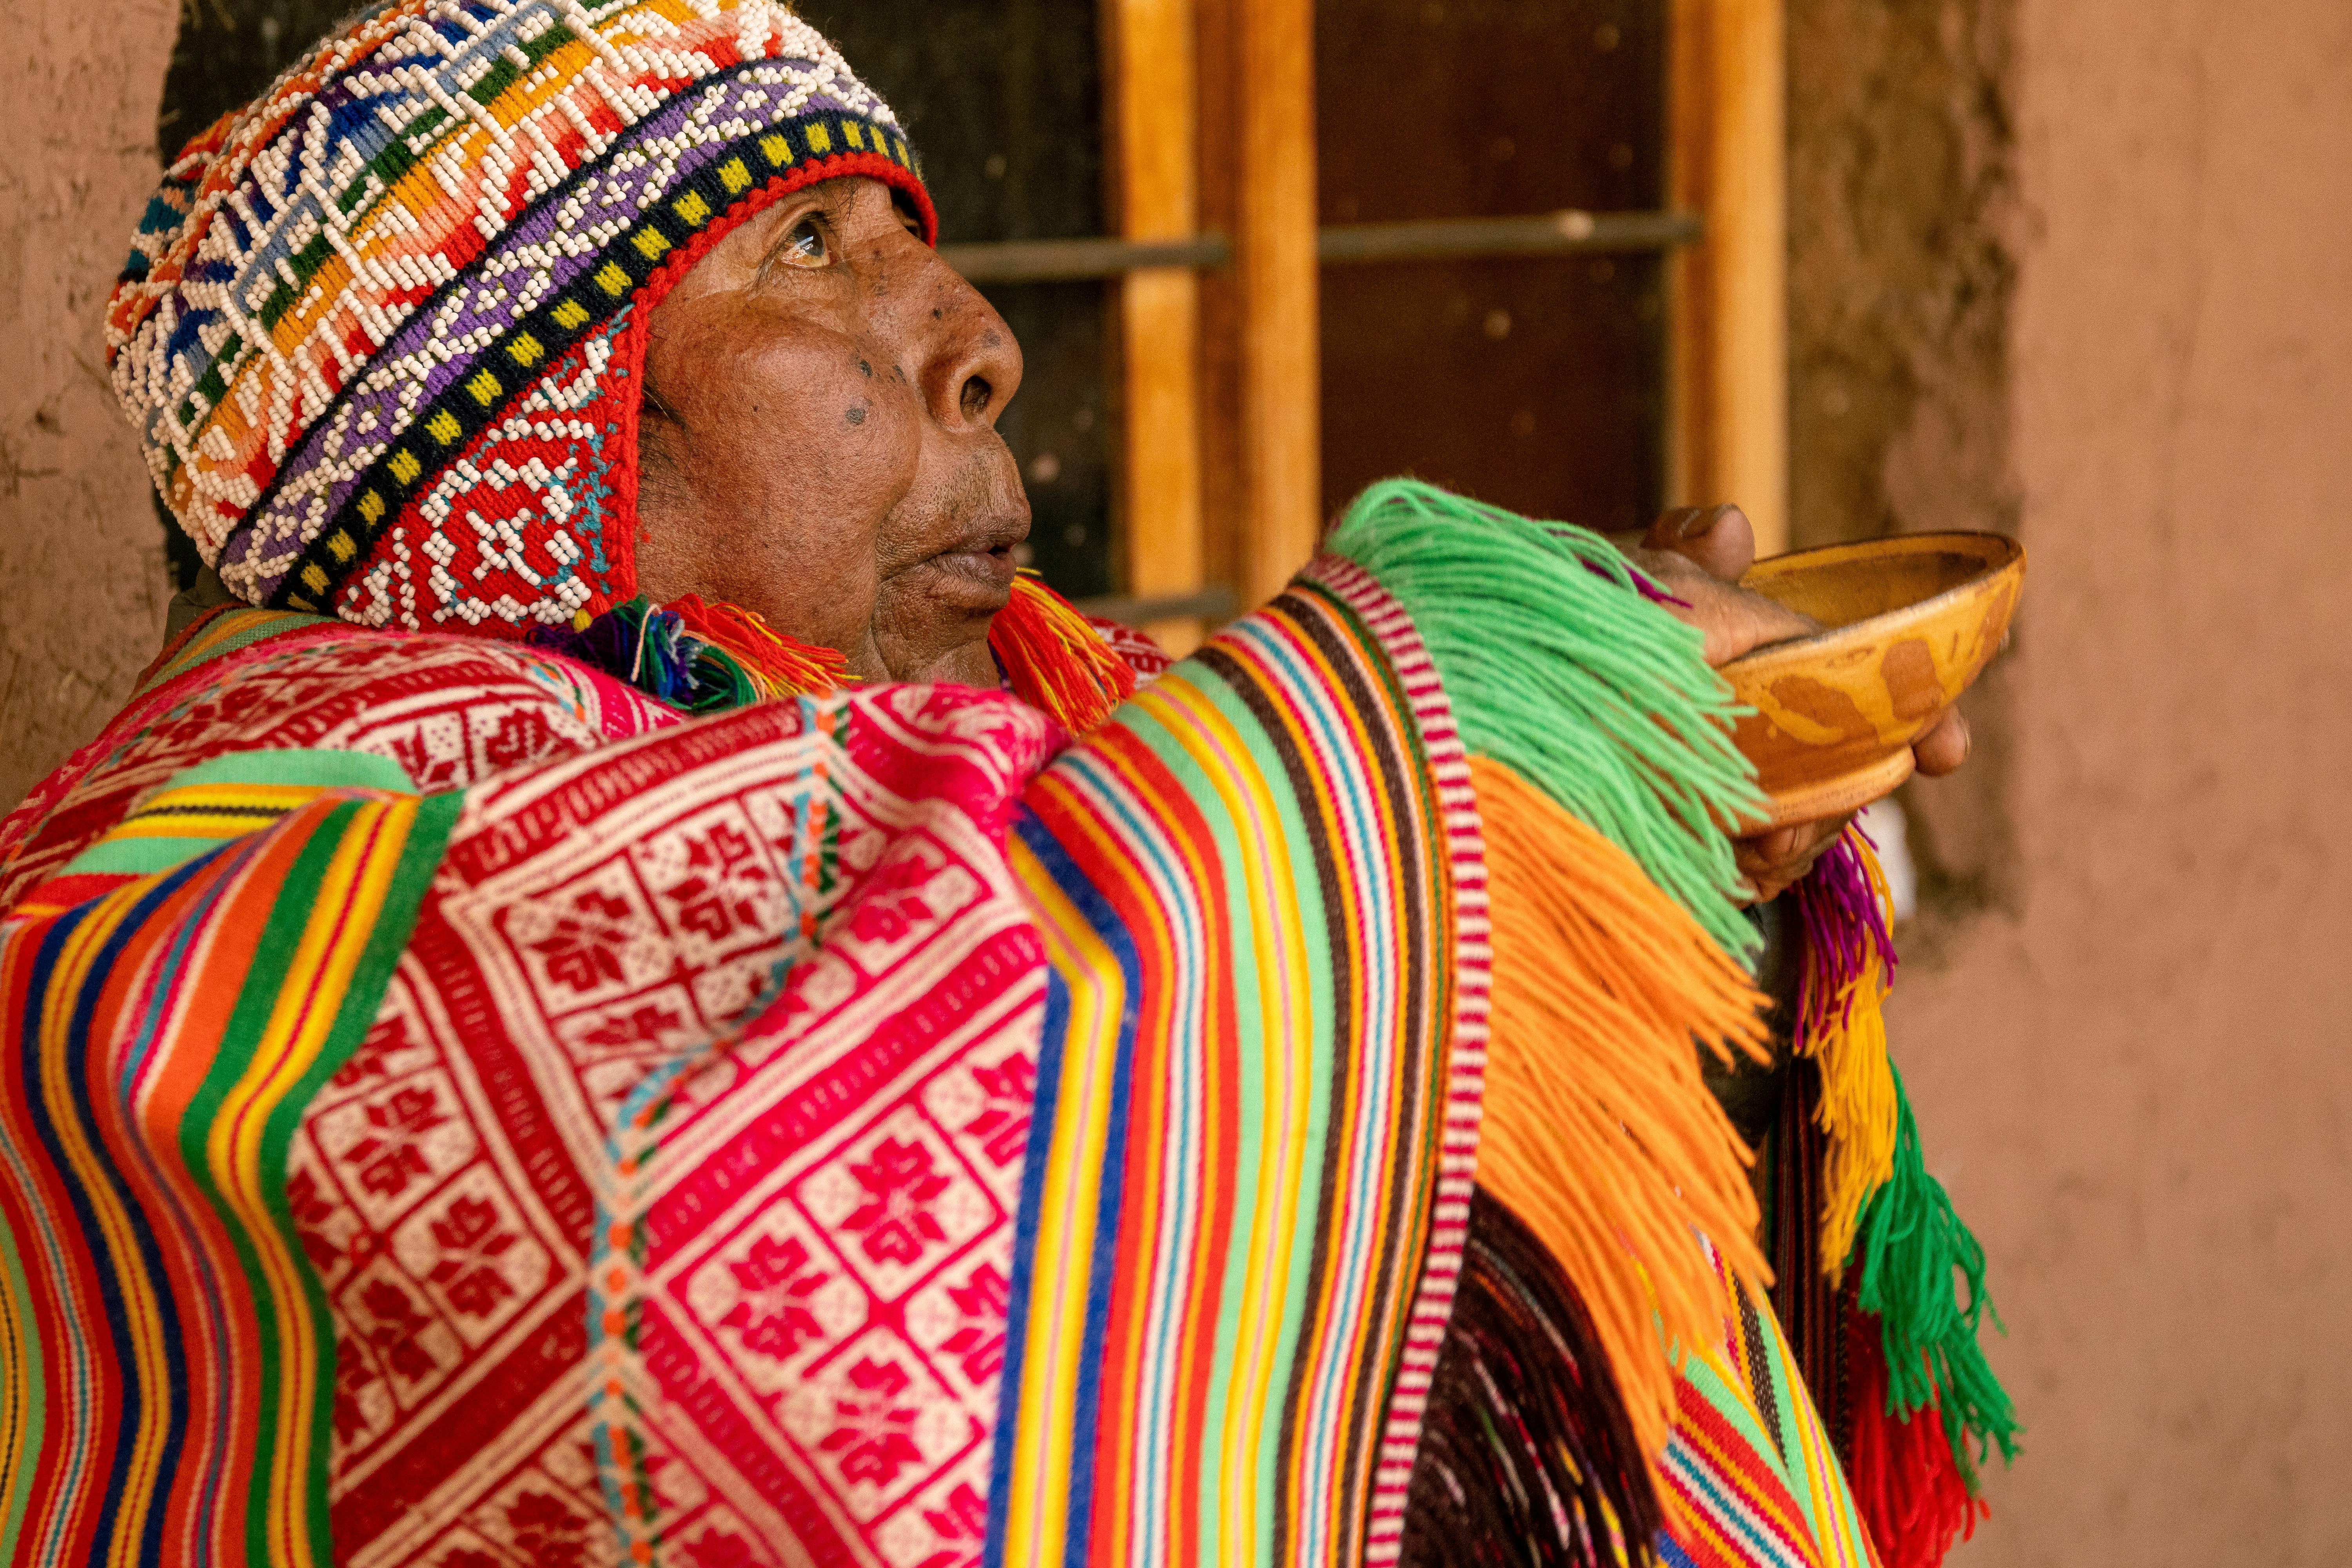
[1470,756,1775,1462]
[988,572,1135,733]
[668,594,846,699]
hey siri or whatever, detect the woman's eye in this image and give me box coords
[775,215,829,268]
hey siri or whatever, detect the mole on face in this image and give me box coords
[858,359,872,377]
[845,405,867,425]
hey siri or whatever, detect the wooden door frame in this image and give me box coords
[1091,0,1788,633]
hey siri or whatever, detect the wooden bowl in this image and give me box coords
[1719,532,2025,827]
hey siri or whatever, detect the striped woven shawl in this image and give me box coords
[0,540,1884,1567]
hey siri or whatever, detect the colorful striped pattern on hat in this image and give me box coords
[107,0,931,633]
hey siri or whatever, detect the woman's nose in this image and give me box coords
[896,244,1025,434]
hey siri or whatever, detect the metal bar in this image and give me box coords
[1073,585,1243,627]
[940,234,1232,282]
[1316,209,1703,264]
[940,211,1700,285]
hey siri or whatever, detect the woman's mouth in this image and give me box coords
[912,508,1028,608]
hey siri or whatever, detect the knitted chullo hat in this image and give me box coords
[106,0,933,635]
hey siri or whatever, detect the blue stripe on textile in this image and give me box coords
[986,811,1072,1568]
[1656,1529,1700,1568]
[44,861,207,1568]
[1054,827,1144,1568]
[996,807,1149,1568]
[1671,1443,1803,1567]
[111,848,255,1550]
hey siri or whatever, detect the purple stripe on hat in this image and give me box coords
[221,60,893,601]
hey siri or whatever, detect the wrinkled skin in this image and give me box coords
[633,176,1026,685]
[632,173,1963,896]
[1622,504,1969,901]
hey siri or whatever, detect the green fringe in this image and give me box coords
[1323,478,1766,961]
[1855,1062,2023,1487]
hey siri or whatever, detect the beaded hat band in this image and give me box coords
[108,0,933,634]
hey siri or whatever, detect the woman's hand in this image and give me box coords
[1623,505,1970,903]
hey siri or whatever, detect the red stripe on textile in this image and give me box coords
[641,923,1043,1254]
[1023,719,1243,1568]
[1666,1376,1827,1568]
[330,1299,590,1551]
[637,1298,885,1561]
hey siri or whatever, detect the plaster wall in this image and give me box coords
[0,0,179,811]
[1869,0,2352,1561]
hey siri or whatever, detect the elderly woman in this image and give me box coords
[0,5,2010,1567]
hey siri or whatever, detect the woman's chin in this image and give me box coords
[887,635,1000,687]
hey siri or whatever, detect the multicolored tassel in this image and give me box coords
[1321,479,1781,1478]
[1790,831,1900,1281]
[526,596,843,712]
[1847,1285,1986,1568]
[1787,828,2020,1568]
[987,571,1136,733]
[668,594,848,701]
[1325,478,1766,964]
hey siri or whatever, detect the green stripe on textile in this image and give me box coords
[172,791,460,1566]
[0,1187,42,1558]
[64,837,235,877]
[137,606,335,698]
[1754,1300,1828,1547]
[1190,667,1336,1561]
[180,810,347,1566]
[278,788,459,1554]
[163,748,417,793]
[60,750,419,879]
[1323,478,1765,960]
[1856,1063,2021,1486]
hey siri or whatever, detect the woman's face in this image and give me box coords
[632,176,1029,685]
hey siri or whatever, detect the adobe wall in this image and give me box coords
[0,0,179,811]
[1797,0,2352,1561]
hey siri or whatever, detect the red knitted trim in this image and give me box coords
[603,149,936,603]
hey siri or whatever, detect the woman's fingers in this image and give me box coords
[1732,812,1853,904]
[1624,504,1821,667]
[1644,503,1757,581]
[1913,708,1971,776]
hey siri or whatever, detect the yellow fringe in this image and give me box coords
[989,573,1135,733]
[1808,841,1899,1284]
[1470,757,1774,1462]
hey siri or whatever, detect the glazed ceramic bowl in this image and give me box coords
[1719,532,2025,827]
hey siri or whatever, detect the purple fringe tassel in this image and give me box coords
[1789,826,1896,1042]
